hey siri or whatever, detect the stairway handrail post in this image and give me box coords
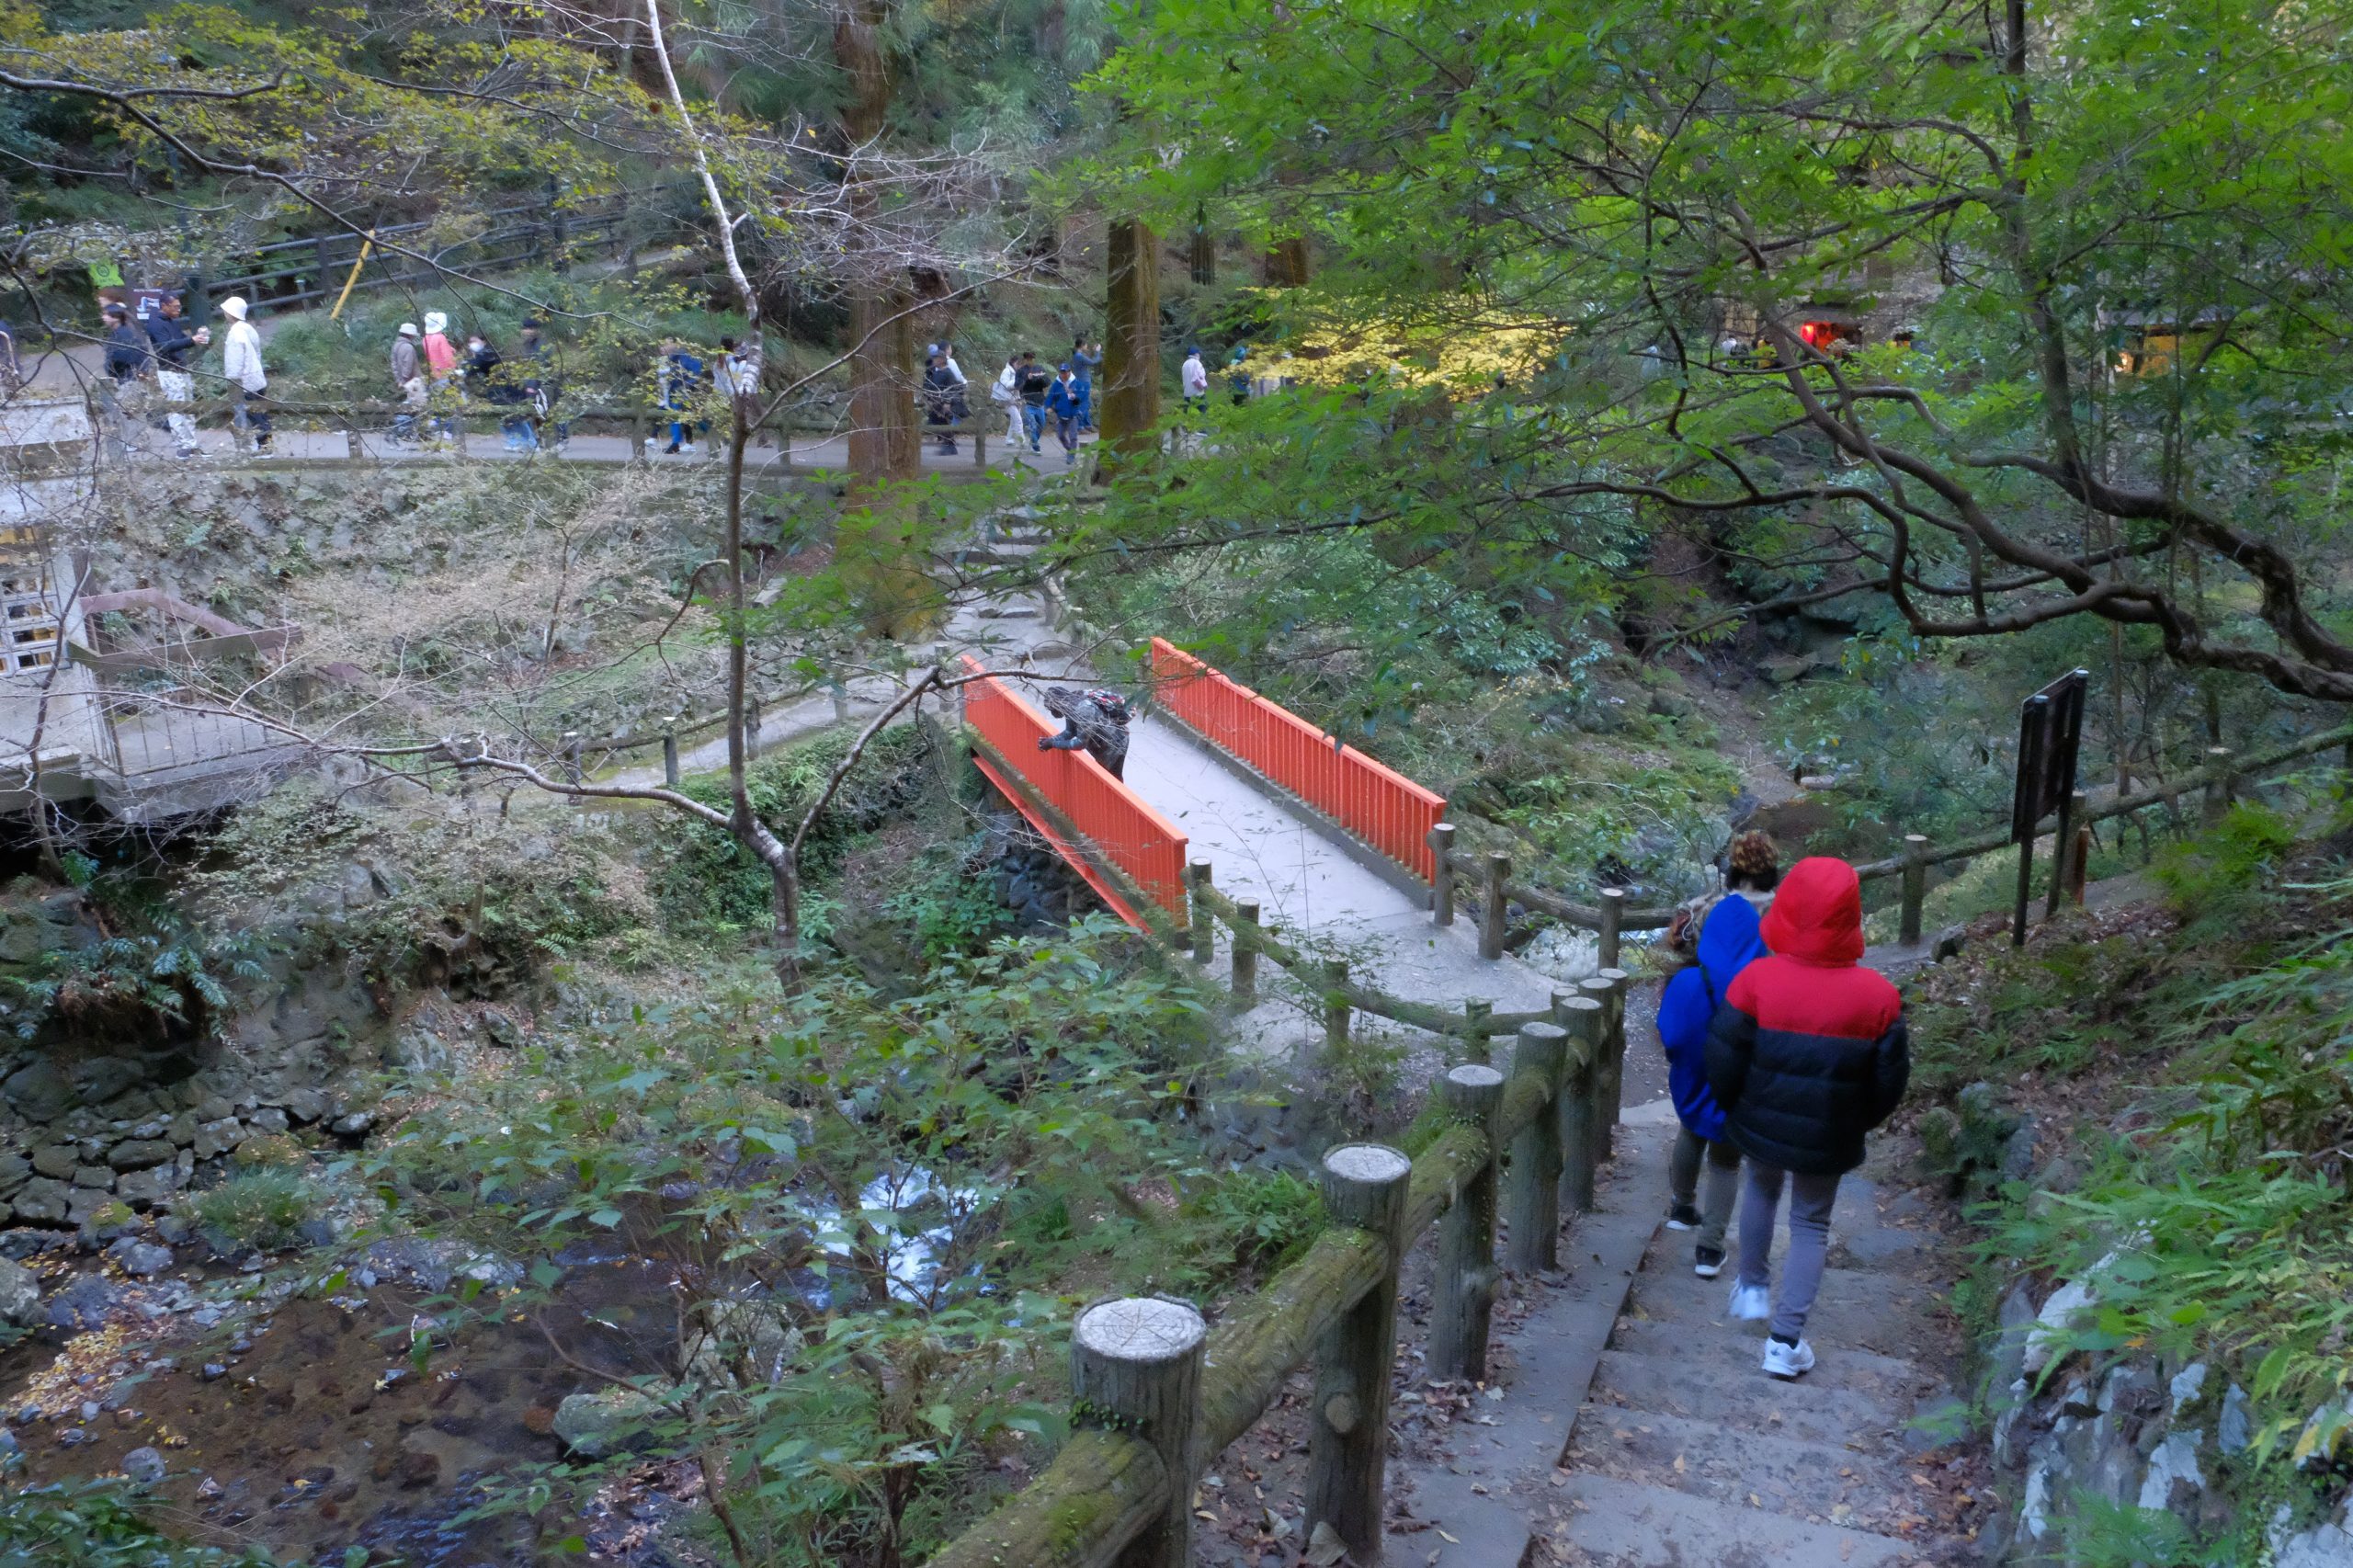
[1899,833,1929,946]
[1071,1296,1209,1568]
[1554,994,1602,1213]
[1597,886,1625,970]
[1231,898,1260,1005]
[1427,1065,1504,1383]
[1188,860,1214,963]
[1306,1143,1413,1562]
[1504,1020,1568,1273]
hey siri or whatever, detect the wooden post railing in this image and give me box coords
[1306,1144,1413,1562]
[1504,1020,1568,1273]
[1556,994,1602,1214]
[1427,1065,1503,1382]
[1231,898,1260,1005]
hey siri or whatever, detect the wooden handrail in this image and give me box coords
[926,995,1606,1568]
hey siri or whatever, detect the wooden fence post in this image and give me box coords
[1231,899,1259,1005]
[1461,999,1493,1065]
[2202,746,2234,825]
[746,696,762,753]
[1505,1020,1567,1274]
[1429,824,1455,927]
[1597,887,1625,971]
[1577,975,1618,1158]
[1899,834,1929,947]
[1427,1065,1503,1383]
[662,719,680,787]
[2071,815,2093,906]
[1598,967,1630,1131]
[563,732,582,786]
[1480,851,1509,960]
[1071,1297,1208,1568]
[1306,1143,1412,1563]
[1323,960,1350,1054]
[1188,861,1214,964]
[1555,994,1602,1213]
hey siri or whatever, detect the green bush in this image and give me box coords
[190,1169,314,1252]
[0,1480,281,1567]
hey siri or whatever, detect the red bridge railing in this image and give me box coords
[960,656,1189,926]
[1150,638,1447,881]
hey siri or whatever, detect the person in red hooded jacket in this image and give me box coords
[1705,856,1908,1380]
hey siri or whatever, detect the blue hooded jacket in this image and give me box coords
[1655,893,1768,1142]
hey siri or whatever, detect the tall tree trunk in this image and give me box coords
[836,0,917,485]
[1188,203,1216,286]
[1263,235,1309,288]
[1099,219,1161,468]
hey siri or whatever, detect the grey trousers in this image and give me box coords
[1736,1162,1841,1343]
[1668,1127,1741,1252]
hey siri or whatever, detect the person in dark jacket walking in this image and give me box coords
[1036,687,1131,779]
[1017,352,1051,453]
[1046,365,1083,466]
[1705,855,1907,1380]
[923,352,965,455]
[142,293,205,457]
[1654,833,1779,1278]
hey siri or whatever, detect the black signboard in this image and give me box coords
[2011,670,2088,844]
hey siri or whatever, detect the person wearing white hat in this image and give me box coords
[390,323,426,443]
[217,296,270,455]
[421,312,458,441]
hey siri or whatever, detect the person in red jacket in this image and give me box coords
[1705,856,1908,1380]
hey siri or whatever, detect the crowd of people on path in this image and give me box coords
[983,338,1100,467]
[1653,832,1909,1381]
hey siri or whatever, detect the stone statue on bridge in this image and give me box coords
[1037,686,1131,779]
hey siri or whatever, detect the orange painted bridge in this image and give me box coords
[960,640,1570,1043]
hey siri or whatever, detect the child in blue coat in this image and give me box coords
[1654,832,1777,1277]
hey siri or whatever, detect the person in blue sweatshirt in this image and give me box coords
[1654,831,1778,1278]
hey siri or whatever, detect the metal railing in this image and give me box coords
[961,655,1190,920]
[201,185,690,312]
[1150,637,1445,880]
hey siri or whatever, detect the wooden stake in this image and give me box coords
[1071,1296,1208,1568]
[1577,975,1617,1157]
[1231,898,1259,1005]
[1188,860,1214,964]
[1323,960,1350,1054]
[1555,995,1602,1213]
[1480,851,1509,960]
[1429,823,1456,927]
[662,719,680,787]
[1461,998,1493,1065]
[1306,1143,1412,1562]
[1597,968,1630,1131]
[1899,834,1929,947]
[1597,887,1625,971]
[1427,1066,1503,1383]
[1504,1021,1567,1273]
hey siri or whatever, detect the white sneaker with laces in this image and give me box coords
[1728,1282,1771,1321]
[1762,1337,1815,1380]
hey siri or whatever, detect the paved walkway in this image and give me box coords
[98,416,1089,476]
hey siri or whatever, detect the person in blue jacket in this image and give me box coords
[1654,831,1779,1278]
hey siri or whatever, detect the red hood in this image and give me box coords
[1759,856,1866,965]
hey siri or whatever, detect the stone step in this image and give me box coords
[1565,1404,1916,1529]
[1607,1318,1938,1409]
[1587,1347,1910,1451]
[1550,1471,1923,1567]
[1623,1260,1939,1361]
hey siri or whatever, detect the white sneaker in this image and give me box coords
[680,442,697,454]
[1728,1282,1771,1321]
[1762,1337,1815,1380]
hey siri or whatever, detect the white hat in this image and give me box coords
[397,322,419,338]
[218,296,248,321]
[424,312,447,334]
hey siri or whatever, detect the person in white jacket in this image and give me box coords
[991,355,1022,448]
[218,296,271,455]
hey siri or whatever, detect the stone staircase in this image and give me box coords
[1392,1120,1969,1568]
[1553,1172,1957,1565]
